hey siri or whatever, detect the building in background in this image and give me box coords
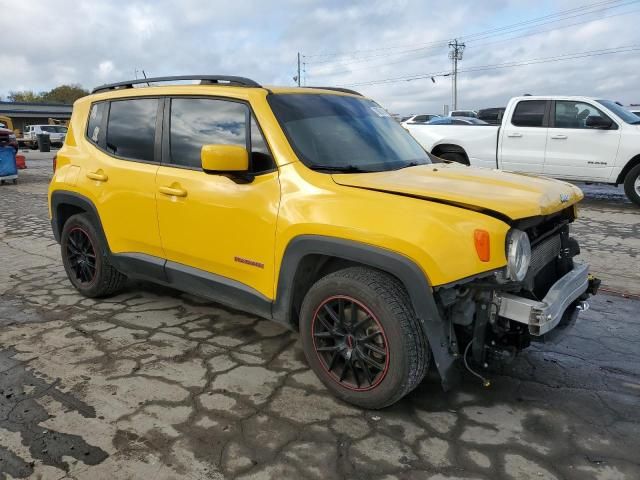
[0,102,72,133]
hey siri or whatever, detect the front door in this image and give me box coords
[543,100,620,181]
[499,99,549,174]
[155,97,280,299]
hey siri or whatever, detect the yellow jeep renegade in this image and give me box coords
[49,75,598,408]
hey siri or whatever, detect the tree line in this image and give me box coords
[5,84,89,104]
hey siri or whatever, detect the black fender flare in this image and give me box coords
[273,235,460,389]
[50,191,109,252]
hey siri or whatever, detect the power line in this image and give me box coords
[308,6,639,79]
[305,0,634,61]
[338,45,640,87]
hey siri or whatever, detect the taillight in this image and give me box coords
[474,229,491,262]
[53,155,57,172]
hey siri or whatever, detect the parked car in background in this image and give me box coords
[477,107,506,125]
[450,110,477,118]
[23,124,68,148]
[427,117,488,125]
[401,114,441,125]
[406,95,640,206]
[0,126,19,152]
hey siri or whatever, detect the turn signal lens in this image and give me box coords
[474,229,491,262]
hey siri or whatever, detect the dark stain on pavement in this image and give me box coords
[0,347,108,478]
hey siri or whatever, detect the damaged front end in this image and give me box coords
[435,206,600,382]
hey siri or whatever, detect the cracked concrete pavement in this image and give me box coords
[0,152,639,479]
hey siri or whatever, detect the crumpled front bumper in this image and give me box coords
[494,262,593,336]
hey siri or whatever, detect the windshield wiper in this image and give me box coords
[308,164,372,173]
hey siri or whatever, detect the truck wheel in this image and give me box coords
[299,267,429,409]
[623,164,640,207]
[438,152,468,165]
[60,213,127,297]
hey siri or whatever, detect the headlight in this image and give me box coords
[506,229,531,281]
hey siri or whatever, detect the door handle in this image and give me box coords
[507,132,522,138]
[86,170,108,182]
[551,134,568,140]
[159,185,188,197]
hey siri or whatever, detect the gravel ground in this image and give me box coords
[0,153,638,479]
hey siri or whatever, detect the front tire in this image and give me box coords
[299,267,429,409]
[60,213,126,297]
[623,164,640,207]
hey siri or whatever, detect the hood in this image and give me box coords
[332,163,583,221]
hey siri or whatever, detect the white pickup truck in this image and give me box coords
[406,96,640,206]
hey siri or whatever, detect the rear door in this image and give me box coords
[499,99,549,174]
[81,98,163,258]
[543,100,620,180]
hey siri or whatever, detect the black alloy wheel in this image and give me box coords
[311,295,389,391]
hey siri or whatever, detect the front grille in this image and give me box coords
[529,234,561,278]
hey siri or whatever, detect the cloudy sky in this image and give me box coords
[1,0,639,114]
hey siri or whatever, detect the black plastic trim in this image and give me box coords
[164,261,271,319]
[110,253,271,319]
[273,235,460,390]
[50,191,110,254]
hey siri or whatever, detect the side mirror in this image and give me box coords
[201,144,249,173]
[585,115,612,129]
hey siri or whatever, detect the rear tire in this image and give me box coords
[60,213,126,297]
[299,267,429,409]
[438,151,468,165]
[623,164,640,207]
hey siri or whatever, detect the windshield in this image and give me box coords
[39,125,67,133]
[268,94,431,172]
[596,100,640,124]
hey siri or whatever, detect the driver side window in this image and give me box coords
[168,97,274,173]
[554,101,611,129]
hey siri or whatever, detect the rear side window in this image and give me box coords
[87,104,106,144]
[106,98,157,162]
[511,101,546,127]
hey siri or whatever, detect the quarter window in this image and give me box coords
[511,101,546,127]
[554,101,610,129]
[87,103,105,145]
[106,99,157,162]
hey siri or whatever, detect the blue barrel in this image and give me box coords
[0,146,18,178]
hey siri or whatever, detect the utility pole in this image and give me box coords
[297,52,301,87]
[448,39,465,110]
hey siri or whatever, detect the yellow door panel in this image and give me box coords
[84,149,163,257]
[156,167,280,298]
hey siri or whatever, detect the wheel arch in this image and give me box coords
[616,154,640,184]
[273,235,460,389]
[430,143,470,164]
[50,191,110,256]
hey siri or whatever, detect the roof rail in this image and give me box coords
[305,86,363,96]
[92,75,261,94]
